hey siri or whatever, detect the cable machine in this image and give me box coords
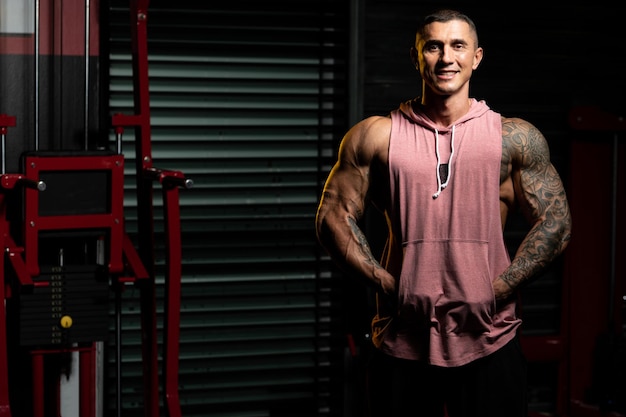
[0,1,190,416]
[567,105,625,417]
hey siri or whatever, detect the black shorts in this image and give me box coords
[366,336,528,417]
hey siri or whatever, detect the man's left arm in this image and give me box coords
[494,118,572,301]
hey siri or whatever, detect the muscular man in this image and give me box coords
[316,8,571,417]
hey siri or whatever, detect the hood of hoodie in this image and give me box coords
[398,98,491,131]
[397,98,492,199]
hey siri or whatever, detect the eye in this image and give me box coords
[453,42,467,50]
[425,43,441,53]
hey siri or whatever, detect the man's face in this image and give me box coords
[413,20,483,97]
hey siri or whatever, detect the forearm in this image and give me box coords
[497,216,571,298]
[317,212,395,295]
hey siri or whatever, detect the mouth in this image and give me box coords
[436,70,458,80]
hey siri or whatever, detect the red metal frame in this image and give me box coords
[0,0,187,415]
[112,1,185,416]
[29,344,97,417]
[0,117,22,417]
[0,151,152,417]
[112,2,160,415]
[0,186,14,417]
[156,169,186,416]
[22,154,126,277]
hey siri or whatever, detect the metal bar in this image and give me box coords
[115,126,123,155]
[115,282,122,417]
[162,185,182,417]
[5,234,35,287]
[32,353,44,417]
[122,234,150,281]
[34,0,40,150]
[608,134,618,326]
[127,2,159,415]
[1,133,5,175]
[84,0,91,149]
[0,115,16,175]
[0,193,13,416]
[79,346,95,417]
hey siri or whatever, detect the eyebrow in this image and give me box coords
[445,38,469,47]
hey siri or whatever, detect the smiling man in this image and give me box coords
[315,8,572,417]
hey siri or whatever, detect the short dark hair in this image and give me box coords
[416,9,479,47]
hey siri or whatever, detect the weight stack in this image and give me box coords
[17,264,109,347]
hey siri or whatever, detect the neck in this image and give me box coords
[419,93,472,127]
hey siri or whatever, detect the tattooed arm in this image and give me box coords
[494,117,572,300]
[315,116,396,296]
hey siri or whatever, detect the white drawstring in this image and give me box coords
[432,125,456,199]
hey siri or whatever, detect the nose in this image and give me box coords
[440,45,454,63]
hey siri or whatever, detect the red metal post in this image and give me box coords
[158,171,188,417]
[114,1,159,416]
[114,3,188,416]
[0,192,12,417]
[80,345,95,417]
[0,116,17,417]
[32,353,44,417]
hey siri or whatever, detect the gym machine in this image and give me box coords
[567,105,625,417]
[0,1,190,416]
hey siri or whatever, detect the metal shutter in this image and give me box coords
[106,1,350,416]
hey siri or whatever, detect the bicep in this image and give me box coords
[318,160,369,221]
[318,117,388,222]
[510,122,566,223]
[315,140,374,255]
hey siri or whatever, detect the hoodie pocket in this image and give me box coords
[398,239,496,335]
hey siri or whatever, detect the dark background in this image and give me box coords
[0,1,624,416]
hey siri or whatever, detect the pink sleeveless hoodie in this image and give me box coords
[371,98,521,367]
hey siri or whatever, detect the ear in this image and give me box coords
[472,47,484,70]
[410,47,419,71]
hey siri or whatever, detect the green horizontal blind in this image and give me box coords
[107,1,349,416]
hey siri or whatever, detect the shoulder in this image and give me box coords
[500,116,551,166]
[340,115,391,161]
[349,115,391,141]
[501,115,538,136]
[500,116,546,145]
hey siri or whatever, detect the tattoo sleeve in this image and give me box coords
[500,120,572,290]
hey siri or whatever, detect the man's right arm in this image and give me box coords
[315,116,396,295]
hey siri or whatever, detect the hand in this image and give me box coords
[374,267,397,296]
[375,270,398,313]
